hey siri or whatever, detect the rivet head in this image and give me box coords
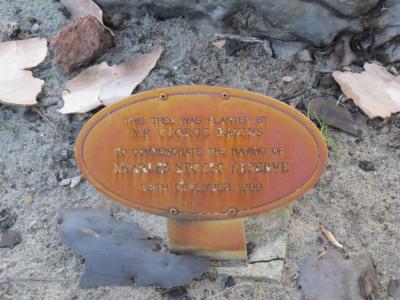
[159,92,168,100]
[221,92,230,100]
[228,207,237,216]
[169,207,178,215]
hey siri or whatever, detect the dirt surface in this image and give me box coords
[0,1,399,299]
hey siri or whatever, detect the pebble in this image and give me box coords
[59,178,71,186]
[25,195,33,205]
[30,23,40,33]
[50,15,114,74]
[70,176,82,188]
[282,76,295,83]
[358,160,376,172]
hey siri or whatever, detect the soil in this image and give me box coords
[0,1,399,299]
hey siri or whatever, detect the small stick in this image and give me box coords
[214,33,264,44]
[278,85,305,101]
[320,225,343,248]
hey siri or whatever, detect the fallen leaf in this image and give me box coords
[320,225,343,248]
[0,38,47,69]
[299,249,377,300]
[333,63,400,118]
[282,76,294,82]
[309,97,365,137]
[0,38,47,105]
[212,40,226,49]
[59,209,209,288]
[60,47,163,114]
[61,0,103,24]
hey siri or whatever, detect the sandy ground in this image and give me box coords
[0,1,399,299]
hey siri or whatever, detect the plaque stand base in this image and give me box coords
[167,218,247,260]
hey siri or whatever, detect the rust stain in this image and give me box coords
[75,86,328,220]
[167,218,247,260]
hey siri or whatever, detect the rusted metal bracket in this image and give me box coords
[167,218,247,260]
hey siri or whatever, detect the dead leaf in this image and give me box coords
[0,38,47,105]
[213,40,226,49]
[59,209,209,288]
[299,249,377,300]
[60,47,162,114]
[282,76,294,83]
[320,225,343,248]
[309,97,365,137]
[61,0,103,24]
[333,63,400,118]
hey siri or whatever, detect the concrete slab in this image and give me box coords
[215,205,292,281]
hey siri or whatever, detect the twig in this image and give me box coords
[278,85,305,101]
[214,33,264,44]
[31,106,52,123]
[320,225,343,248]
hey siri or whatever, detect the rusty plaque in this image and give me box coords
[76,86,328,220]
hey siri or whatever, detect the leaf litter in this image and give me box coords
[299,248,377,300]
[333,63,400,118]
[320,225,343,249]
[0,38,47,106]
[60,47,163,114]
[59,209,209,288]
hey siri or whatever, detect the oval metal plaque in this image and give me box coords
[76,86,328,220]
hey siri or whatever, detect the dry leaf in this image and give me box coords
[282,76,294,82]
[60,209,209,288]
[60,47,163,114]
[333,63,400,118]
[213,40,226,49]
[0,38,47,105]
[61,0,103,24]
[320,225,343,248]
[300,249,377,300]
